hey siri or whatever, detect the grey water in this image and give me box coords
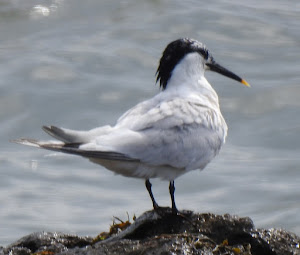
[1,0,300,246]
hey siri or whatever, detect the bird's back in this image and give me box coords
[93,83,228,176]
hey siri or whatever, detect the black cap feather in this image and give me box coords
[156,38,210,90]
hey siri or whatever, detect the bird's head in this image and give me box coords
[156,38,250,90]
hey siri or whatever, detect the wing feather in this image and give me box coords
[12,139,139,162]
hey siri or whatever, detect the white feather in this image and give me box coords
[78,53,228,180]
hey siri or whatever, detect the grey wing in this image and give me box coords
[112,124,223,170]
[94,99,227,170]
[14,96,226,171]
[42,125,114,143]
[12,138,139,162]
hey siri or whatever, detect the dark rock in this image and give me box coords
[1,209,300,255]
[2,232,93,255]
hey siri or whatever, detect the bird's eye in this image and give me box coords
[198,49,209,60]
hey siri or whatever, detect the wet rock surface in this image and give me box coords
[1,209,299,255]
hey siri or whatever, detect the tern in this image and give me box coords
[14,38,249,214]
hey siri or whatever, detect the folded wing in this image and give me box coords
[12,138,139,162]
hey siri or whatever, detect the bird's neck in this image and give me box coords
[163,72,220,110]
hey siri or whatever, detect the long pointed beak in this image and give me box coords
[206,62,250,87]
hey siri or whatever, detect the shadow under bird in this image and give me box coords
[14,38,249,214]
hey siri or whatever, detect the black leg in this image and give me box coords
[145,179,159,209]
[169,180,178,214]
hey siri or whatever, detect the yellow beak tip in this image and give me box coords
[241,79,250,87]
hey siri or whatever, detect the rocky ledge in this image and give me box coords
[1,208,299,255]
